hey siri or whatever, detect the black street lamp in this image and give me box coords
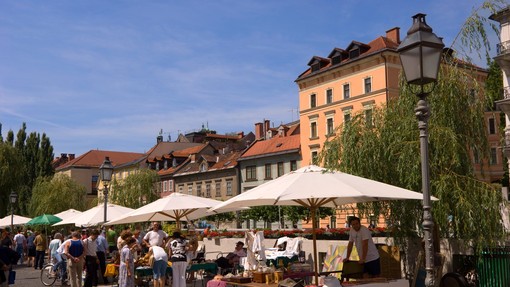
[99,156,114,223]
[9,191,18,232]
[397,13,444,287]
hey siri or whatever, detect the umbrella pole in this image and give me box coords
[311,207,319,285]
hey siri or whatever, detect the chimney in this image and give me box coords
[386,27,400,44]
[69,154,75,161]
[264,120,270,137]
[60,153,67,159]
[255,122,263,139]
[157,135,163,144]
[237,132,244,138]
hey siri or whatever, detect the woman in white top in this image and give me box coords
[148,246,168,287]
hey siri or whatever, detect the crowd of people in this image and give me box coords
[0,221,200,287]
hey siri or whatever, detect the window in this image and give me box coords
[206,183,211,198]
[490,147,498,165]
[364,78,372,93]
[310,94,317,108]
[344,112,351,123]
[310,122,318,138]
[343,84,350,99]
[265,164,272,179]
[311,151,318,164]
[178,184,184,193]
[246,166,257,181]
[215,182,221,197]
[277,162,284,177]
[290,160,297,171]
[187,185,192,195]
[473,148,480,164]
[327,118,334,135]
[200,162,207,172]
[196,183,202,197]
[489,118,496,134]
[226,180,233,196]
[163,181,167,192]
[365,108,373,127]
[168,180,173,192]
[326,89,333,104]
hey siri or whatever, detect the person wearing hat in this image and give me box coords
[215,241,246,270]
[167,231,188,287]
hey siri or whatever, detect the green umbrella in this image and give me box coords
[26,214,62,226]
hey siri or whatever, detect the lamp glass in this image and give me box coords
[9,191,18,204]
[99,157,114,182]
[397,13,444,87]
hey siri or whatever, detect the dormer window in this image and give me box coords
[164,159,168,169]
[172,158,177,167]
[155,162,160,170]
[346,42,370,60]
[328,48,347,66]
[311,62,320,72]
[349,48,360,59]
[200,162,208,172]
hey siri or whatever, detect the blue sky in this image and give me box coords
[0,0,502,156]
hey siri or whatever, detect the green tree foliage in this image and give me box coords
[109,169,160,209]
[0,143,22,217]
[29,174,87,216]
[283,206,335,227]
[205,212,236,229]
[1,123,55,214]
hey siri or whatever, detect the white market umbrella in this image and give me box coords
[210,165,436,283]
[54,209,83,221]
[0,215,32,228]
[53,204,134,227]
[105,192,236,229]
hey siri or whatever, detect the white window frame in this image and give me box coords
[343,83,350,99]
[168,180,173,192]
[310,94,317,108]
[226,180,233,196]
[364,77,372,94]
[163,181,167,192]
[310,121,318,138]
[326,88,333,104]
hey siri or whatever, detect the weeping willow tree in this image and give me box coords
[29,174,87,216]
[109,168,160,209]
[319,0,507,251]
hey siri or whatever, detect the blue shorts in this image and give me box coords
[153,260,167,279]
[363,258,381,276]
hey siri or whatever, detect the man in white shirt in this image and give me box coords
[83,229,99,287]
[13,230,26,264]
[143,222,168,248]
[343,216,380,278]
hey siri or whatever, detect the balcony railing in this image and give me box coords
[497,40,510,56]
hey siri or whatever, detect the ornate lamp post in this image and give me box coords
[99,156,114,223]
[397,13,444,287]
[9,191,18,232]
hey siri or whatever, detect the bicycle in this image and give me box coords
[41,262,67,286]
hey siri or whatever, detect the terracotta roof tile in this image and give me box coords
[240,134,300,159]
[56,150,145,170]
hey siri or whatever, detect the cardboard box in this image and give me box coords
[253,272,271,283]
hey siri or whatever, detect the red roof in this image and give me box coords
[56,150,145,170]
[240,134,300,159]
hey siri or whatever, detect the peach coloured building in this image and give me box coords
[296,28,402,165]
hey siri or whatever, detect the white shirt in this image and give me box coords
[144,230,168,247]
[151,246,168,261]
[348,226,379,263]
[14,233,26,246]
[57,239,71,255]
[83,237,97,256]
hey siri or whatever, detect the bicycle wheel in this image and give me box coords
[41,263,57,286]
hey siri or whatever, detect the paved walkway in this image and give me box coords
[11,263,205,287]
